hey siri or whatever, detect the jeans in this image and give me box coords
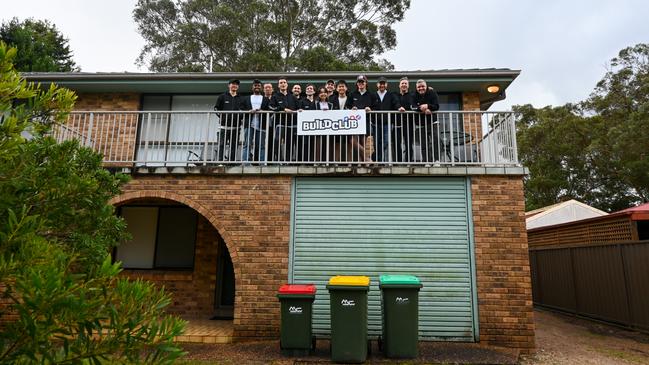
[242,127,267,163]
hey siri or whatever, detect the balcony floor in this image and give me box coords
[108,164,527,176]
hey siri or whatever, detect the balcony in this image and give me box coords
[52,110,522,175]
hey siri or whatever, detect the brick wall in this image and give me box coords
[121,214,219,318]
[61,93,141,166]
[462,92,483,138]
[110,175,292,339]
[471,175,536,354]
[74,93,141,111]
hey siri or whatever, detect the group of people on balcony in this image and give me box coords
[213,75,440,164]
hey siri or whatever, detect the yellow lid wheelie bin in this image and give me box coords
[326,276,370,363]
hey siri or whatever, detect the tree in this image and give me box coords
[584,44,649,208]
[515,104,594,211]
[516,43,649,212]
[133,0,410,72]
[0,17,79,72]
[0,42,184,363]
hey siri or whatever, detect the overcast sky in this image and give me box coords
[4,0,649,110]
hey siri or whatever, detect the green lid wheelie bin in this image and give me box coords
[277,284,317,356]
[379,275,423,359]
[326,276,370,364]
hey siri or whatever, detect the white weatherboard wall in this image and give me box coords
[290,177,476,341]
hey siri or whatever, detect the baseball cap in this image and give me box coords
[228,79,240,85]
[356,75,367,82]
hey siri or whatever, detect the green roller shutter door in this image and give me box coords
[290,177,477,341]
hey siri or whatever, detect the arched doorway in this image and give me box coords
[213,238,235,319]
[112,196,236,321]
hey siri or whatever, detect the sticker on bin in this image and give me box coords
[288,306,303,314]
[341,299,356,306]
[328,276,370,286]
[396,296,410,304]
[278,284,317,295]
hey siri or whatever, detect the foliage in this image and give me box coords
[0,42,185,364]
[516,43,649,212]
[133,0,410,72]
[0,18,79,72]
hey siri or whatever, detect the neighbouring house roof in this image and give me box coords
[616,202,649,220]
[525,199,608,230]
[23,68,520,111]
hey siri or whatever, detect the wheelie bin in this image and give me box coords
[379,274,422,358]
[326,275,370,363]
[277,284,317,356]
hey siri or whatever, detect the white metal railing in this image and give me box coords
[52,111,520,167]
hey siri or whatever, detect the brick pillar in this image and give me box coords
[471,175,536,354]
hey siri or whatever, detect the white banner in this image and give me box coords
[297,110,366,136]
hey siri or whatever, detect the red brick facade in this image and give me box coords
[109,174,535,353]
[471,175,535,353]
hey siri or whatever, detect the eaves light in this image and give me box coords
[486,85,500,94]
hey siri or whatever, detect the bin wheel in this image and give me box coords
[377,336,383,351]
[312,336,317,351]
[367,339,372,355]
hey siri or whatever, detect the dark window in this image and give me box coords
[438,93,462,111]
[116,206,197,269]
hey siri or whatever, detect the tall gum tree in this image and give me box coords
[133,0,410,72]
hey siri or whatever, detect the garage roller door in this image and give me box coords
[290,177,477,341]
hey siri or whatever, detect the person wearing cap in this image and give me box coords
[349,75,378,162]
[373,76,401,162]
[241,79,270,164]
[214,79,245,162]
[394,77,414,162]
[325,79,335,98]
[269,77,298,161]
[411,79,440,163]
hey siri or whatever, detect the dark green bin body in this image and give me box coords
[277,293,315,355]
[326,285,369,363]
[380,276,422,359]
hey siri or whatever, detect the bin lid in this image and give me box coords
[328,276,370,287]
[379,275,421,285]
[278,284,317,295]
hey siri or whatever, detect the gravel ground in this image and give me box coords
[179,309,649,364]
[520,309,649,365]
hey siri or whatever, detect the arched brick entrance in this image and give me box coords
[110,175,292,339]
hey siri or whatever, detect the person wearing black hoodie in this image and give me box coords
[394,77,414,162]
[411,79,440,163]
[269,77,298,161]
[349,75,377,162]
